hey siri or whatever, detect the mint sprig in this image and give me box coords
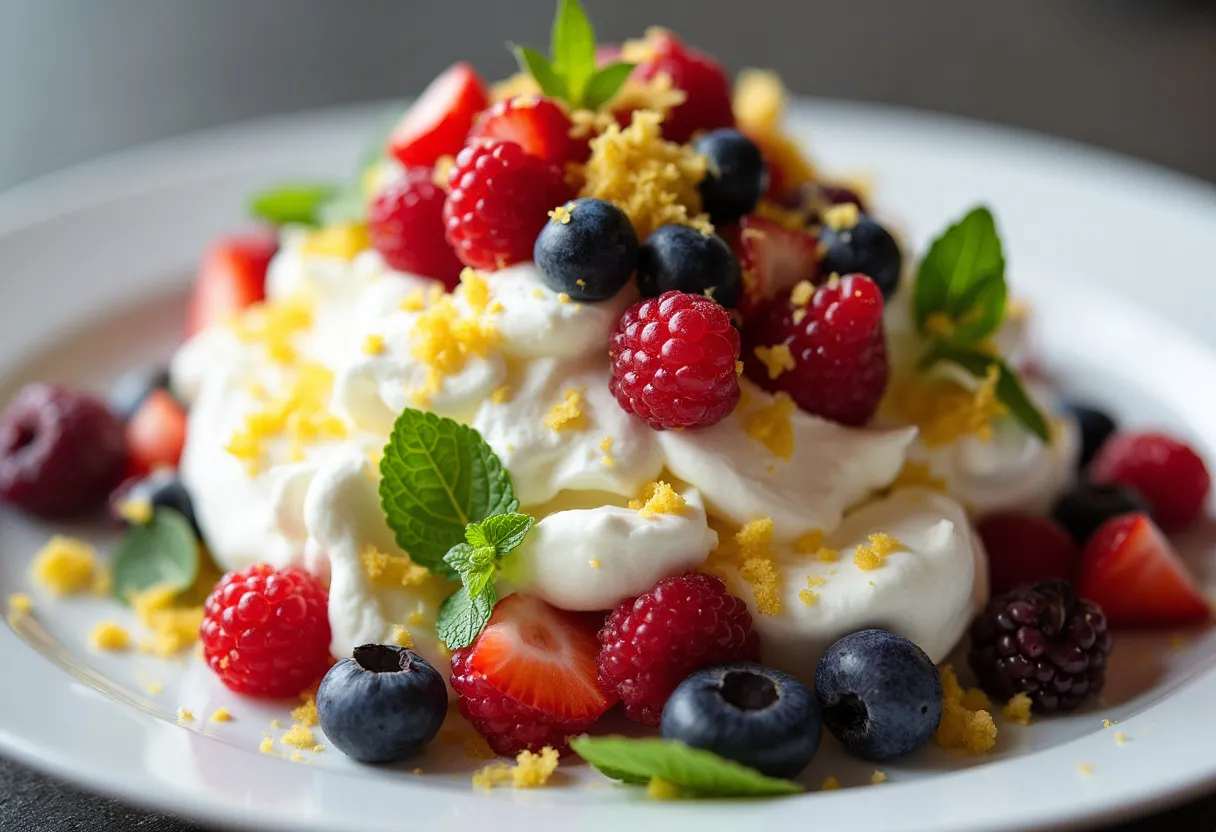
[570,736,804,798]
[436,583,497,651]
[111,508,200,603]
[248,183,340,227]
[438,512,534,648]
[512,0,635,110]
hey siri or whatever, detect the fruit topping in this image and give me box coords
[1088,431,1210,530]
[469,95,584,167]
[107,366,172,422]
[625,29,734,144]
[692,129,768,224]
[185,231,276,338]
[387,62,489,168]
[125,389,187,475]
[1064,401,1117,470]
[0,384,127,518]
[816,210,903,300]
[726,214,819,320]
[109,468,200,536]
[597,573,760,726]
[609,291,741,430]
[636,224,741,308]
[1051,482,1151,546]
[533,197,639,301]
[977,513,1081,596]
[367,166,464,288]
[317,644,448,763]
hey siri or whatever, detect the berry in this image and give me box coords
[533,198,638,301]
[692,129,768,224]
[317,644,447,763]
[597,573,760,726]
[1064,401,1117,470]
[108,468,199,535]
[637,224,741,308]
[814,629,942,761]
[724,215,819,320]
[1077,513,1210,628]
[1089,432,1210,530]
[661,662,821,779]
[367,167,463,288]
[967,580,1111,712]
[450,594,615,756]
[743,274,888,426]
[817,214,903,300]
[108,366,172,421]
[125,389,187,475]
[609,291,741,430]
[629,30,734,144]
[1051,481,1151,546]
[387,62,488,169]
[468,95,585,167]
[0,384,126,518]
[201,564,332,698]
[186,231,276,337]
[977,512,1081,596]
[443,139,571,270]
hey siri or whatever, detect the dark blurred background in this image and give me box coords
[1,0,1216,829]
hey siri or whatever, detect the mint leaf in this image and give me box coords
[437,584,496,650]
[914,206,1006,345]
[464,560,496,600]
[443,542,477,575]
[570,737,803,798]
[467,513,534,558]
[379,409,518,576]
[112,509,200,603]
[583,61,636,109]
[513,46,567,99]
[249,183,339,227]
[921,344,1052,443]
[551,0,596,104]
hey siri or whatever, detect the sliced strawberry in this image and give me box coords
[388,62,488,168]
[125,390,187,474]
[726,214,820,320]
[185,231,276,337]
[977,512,1081,596]
[1078,513,1211,628]
[468,95,585,166]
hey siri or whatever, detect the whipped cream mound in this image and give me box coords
[500,487,718,611]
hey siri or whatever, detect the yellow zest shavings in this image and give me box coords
[647,777,685,801]
[232,294,315,364]
[432,155,456,189]
[117,497,153,526]
[361,333,385,356]
[473,746,560,790]
[798,575,826,606]
[399,288,430,312]
[628,481,687,517]
[870,770,887,785]
[889,460,948,493]
[292,694,319,728]
[177,707,195,723]
[853,533,902,571]
[390,625,415,649]
[732,69,816,194]
[259,737,275,755]
[557,292,572,304]
[31,536,97,596]
[600,435,616,468]
[1102,719,1112,729]
[130,584,205,658]
[745,391,797,461]
[1077,763,1095,776]
[490,385,512,405]
[145,682,164,695]
[407,290,499,406]
[960,687,992,712]
[548,203,574,224]
[459,268,491,314]
[89,621,130,651]
[891,364,1008,448]
[543,388,587,432]
[360,544,431,588]
[441,726,497,760]
[1115,731,1128,744]
[736,517,781,615]
[935,665,998,754]
[1003,693,1033,726]
[299,223,369,261]
[790,279,815,307]
[210,708,233,723]
[753,344,796,380]
[282,723,316,750]
[820,776,841,791]
[822,202,861,231]
[589,559,602,569]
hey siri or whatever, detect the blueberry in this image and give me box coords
[108,366,173,421]
[693,129,768,224]
[818,214,902,300]
[1051,481,1150,545]
[109,468,200,537]
[637,224,742,308]
[814,629,942,761]
[317,644,447,764]
[533,198,638,301]
[660,662,821,779]
[1064,402,1117,470]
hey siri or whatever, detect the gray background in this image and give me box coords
[1,0,1215,829]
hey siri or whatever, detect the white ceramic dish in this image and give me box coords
[2,100,1216,832]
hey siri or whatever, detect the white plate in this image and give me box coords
[2,100,1216,832]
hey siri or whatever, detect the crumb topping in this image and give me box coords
[735,517,781,615]
[360,544,431,588]
[870,770,887,785]
[177,707,195,723]
[292,694,319,728]
[210,708,233,723]
[361,333,385,356]
[790,279,815,307]
[629,481,686,517]
[589,559,602,569]
[646,777,684,800]
[390,625,415,649]
[259,736,275,755]
[820,776,841,791]
[745,391,796,460]
[544,388,587,432]
[129,584,205,657]
[600,435,616,468]
[1003,692,1032,726]
[889,460,948,493]
[753,344,796,380]
[89,621,130,651]
[407,287,499,406]
[853,533,902,571]
[282,723,316,750]
[31,536,98,596]
[300,223,369,261]
[145,682,163,695]
[548,203,574,225]
[822,202,860,231]
[117,497,153,525]
[1077,763,1094,776]
[1114,730,1127,744]
[472,746,559,789]
[891,364,1008,448]
[935,665,998,754]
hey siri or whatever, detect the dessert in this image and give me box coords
[1,0,1212,799]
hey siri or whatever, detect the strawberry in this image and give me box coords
[977,512,1081,596]
[125,390,187,474]
[1078,513,1211,628]
[1089,431,1211,530]
[387,62,489,169]
[627,29,734,144]
[185,231,276,337]
[724,214,820,320]
[468,95,585,166]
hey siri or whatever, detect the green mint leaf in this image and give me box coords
[513,46,568,100]
[443,542,476,575]
[111,508,200,604]
[569,737,803,798]
[550,0,597,105]
[921,344,1052,443]
[583,61,636,110]
[379,409,518,577]
[467,512,534,558]
[914,206,1006,345]
[249,183,339,227]
[436,583,496,650]
[463,559,497,600]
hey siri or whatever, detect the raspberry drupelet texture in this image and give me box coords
[201,564,332,698]
[609,290,741,430]
[442,139,571,270]
[743,273,888,426]
[367,166,464,289]
[597,573,761,726]
[1089,432,1211,531]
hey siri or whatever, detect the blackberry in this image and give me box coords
[967,580,1111,713]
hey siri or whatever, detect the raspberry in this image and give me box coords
[629,30,734,144]
[609,291,741,430]
[0,384,127,518]
[977,512,1081,596]
[442,139,571,271]
[468,95,586,167]
[1089,431,1211,530]
[597,573,760,726]
[201,564,332,698]
[367,167,464,289]
[967,580,1111,713]
[743,273,888,426]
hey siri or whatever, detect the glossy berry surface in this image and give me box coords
[468,95,585,167]
[814,629,942,761]
[1064,401,1117,470]
[109,468,200,536]
[609,291,741,430]
[201,564,332,698]
[317,644,447,763]
[1089,431,1211,530]
[533,198,638,301]
[661,662,820,779]
[968,580,1111,712]
[125,389,187,475]
[725,215,819,320]
[367,166,464,288]
[1051,481,1151,546]
[0,383,127,518]
[692,129,768,224]
[818,215,903,300]
[597,573,760,726]
[637,224,741,308]
[629,30,734,144]
[387,62,488,168]
[977,512,1081,596]
[186,231,276,338]
[108,366,172,421]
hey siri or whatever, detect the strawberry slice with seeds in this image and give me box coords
[185,231,276,337]
[1078,513,1211,628]
[725,214,820,320]
[468,95,585,166]
[388,62,488,168]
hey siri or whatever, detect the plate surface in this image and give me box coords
[2,100,1216,832]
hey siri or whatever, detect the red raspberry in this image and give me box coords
[977,512,1081,596]
[442,139,571,270]
[201,564,332,698]
[468,95,587,167]
[597,573,760,726]
[1089,432,1211,530]
[743,273,888,426]
[367,167,463,289]
[627,30,734,144]
[609,291,741,430]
